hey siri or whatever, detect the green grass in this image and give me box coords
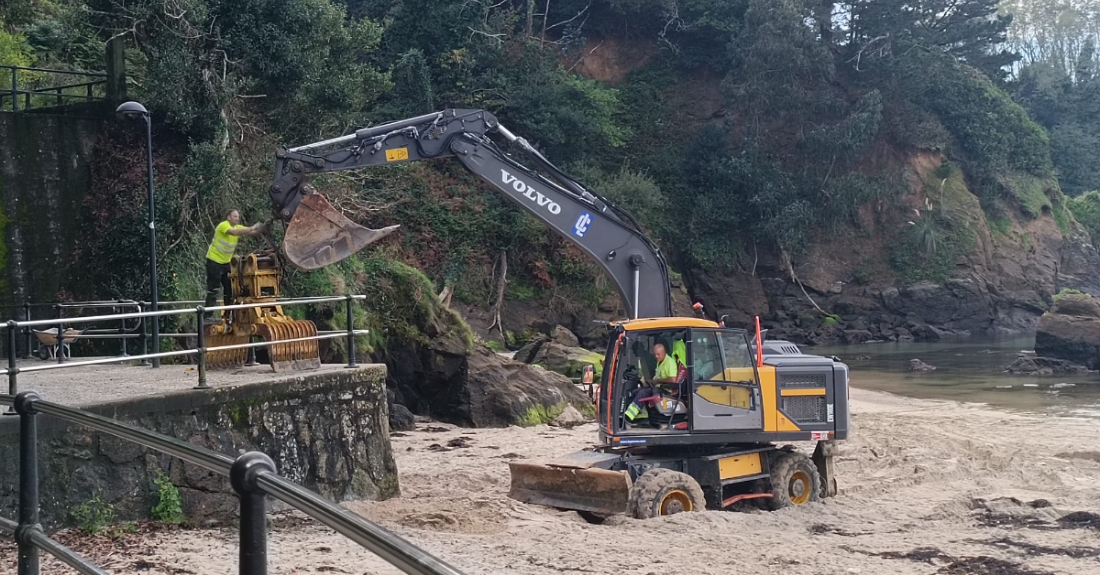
[1001,173,1053,219]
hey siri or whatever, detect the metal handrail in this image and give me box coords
[25,529,110,575]
[1,65,107,76]
[1,331,365,375]
[0,393,467,575]
[257,474,465,575]
[4,293,370,392]
[5,295,364,329]
[0,513,14,533]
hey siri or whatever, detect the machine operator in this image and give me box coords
[204,209,264,323]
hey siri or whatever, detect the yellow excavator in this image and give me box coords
[260,109,850,519]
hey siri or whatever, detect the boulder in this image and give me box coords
[550,405,589,428]
[908,359,936,372]
[465,346,593,427]
[512,337,604,379]
[807,325,844,346]
[1035,293,1100,370]
[1003,354,1094,375]
[843,329,874,344]
[550,325,580,347]
[390,404,416,432]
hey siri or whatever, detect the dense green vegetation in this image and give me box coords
[1,0,1097,342]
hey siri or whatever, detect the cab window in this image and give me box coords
[692,330,725,381]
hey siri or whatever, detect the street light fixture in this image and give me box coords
[116,101,160,368]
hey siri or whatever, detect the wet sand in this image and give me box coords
[5,388,1100,574]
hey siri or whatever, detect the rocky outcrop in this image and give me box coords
[512,326,604,379]
[388,321,593,428]
[1003,354,1094,375]
[908,359,937,372]
[1034,294,1100,370]
[676,154,1100,344]
[0,366,397,530]
[463,346,594,427]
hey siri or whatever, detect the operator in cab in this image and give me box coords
[651,343,679,386]
[204,209,263,323]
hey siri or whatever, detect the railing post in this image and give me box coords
[22,302,31,360]
[139,303,150,366]
[14,391,41,575]
[6,321,18,415]
[119,304,129,358]
[56,316,65,365]
[194,306,208,390]
[245,342,259,367]
[230,452,275,575]
[10,67,17,112]
[344,294,357,368]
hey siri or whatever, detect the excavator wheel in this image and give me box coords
[628,468,706,519]
[766,451,822,510]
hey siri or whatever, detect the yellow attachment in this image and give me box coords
[204,252,322,372]
[719,453,763,480]
[256,318,321,372]
[507,462,633,516]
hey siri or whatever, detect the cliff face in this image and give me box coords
[684,150,1100,344]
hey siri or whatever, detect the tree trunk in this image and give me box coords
[526,0,535,37]
[486,252,508,342]
[541,0,551,47]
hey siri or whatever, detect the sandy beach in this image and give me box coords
[5,388,1100,575]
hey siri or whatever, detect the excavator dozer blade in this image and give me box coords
[507,461,633,516]
[283,194,400,270]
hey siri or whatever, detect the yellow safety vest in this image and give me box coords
[206,221,245,264]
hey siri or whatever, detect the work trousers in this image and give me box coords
[204,259,232,310]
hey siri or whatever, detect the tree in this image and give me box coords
[842,0,1018,78]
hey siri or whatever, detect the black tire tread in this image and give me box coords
[767,451,822,510]
[628,468,706,519]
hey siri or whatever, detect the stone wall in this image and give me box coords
[0,365,397,530]
[0,110,104,309]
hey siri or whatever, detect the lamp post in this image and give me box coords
[116,101,160,368]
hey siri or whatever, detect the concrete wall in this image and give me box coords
[0,365,398,530]
[0,111,103,309]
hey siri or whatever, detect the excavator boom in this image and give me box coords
[267,109,672,320]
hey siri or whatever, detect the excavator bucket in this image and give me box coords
[508,458,633,517]
[282,194,400,270]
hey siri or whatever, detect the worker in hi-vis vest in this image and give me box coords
[204,209,263,323]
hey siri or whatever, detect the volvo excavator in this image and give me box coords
[250,109,849,520]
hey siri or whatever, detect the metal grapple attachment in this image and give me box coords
[282,194,400,270]
[203,252,324,373]
[256,319,322,372]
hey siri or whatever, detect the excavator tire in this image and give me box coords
[628,468,706,519]
[766,451,822,510]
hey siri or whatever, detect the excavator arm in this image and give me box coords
[268,109,672,319]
